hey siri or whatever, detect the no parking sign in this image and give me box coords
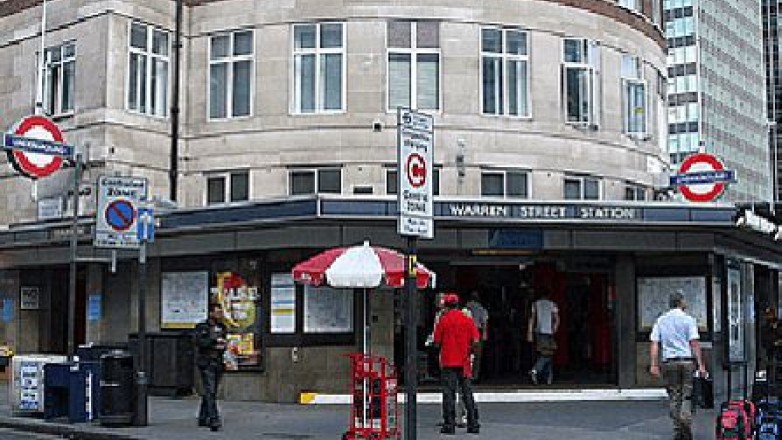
[94,176,148,249]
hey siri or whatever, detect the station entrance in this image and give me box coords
[399,259,618,387]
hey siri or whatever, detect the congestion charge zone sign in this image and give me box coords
[94,176,148,249]
[397,108,434,239]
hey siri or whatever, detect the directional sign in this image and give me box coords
[397,108,434,239]
[669,153,737,202]
[137,207,155,243]
[94,176,148,249]
[3,115,73,179]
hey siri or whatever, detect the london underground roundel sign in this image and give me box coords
[6,116,66,179]
[669,153,736,203]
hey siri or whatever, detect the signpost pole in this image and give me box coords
[135,212,150,426]
[404,237,418,440]
[67,152,81,359]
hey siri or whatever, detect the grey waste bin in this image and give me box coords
[99,350,135,426]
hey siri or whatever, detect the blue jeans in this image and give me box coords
[198,362,223,427]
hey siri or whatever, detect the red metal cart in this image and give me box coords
[342,353,400,440]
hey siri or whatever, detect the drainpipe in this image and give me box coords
[169,0,182,201]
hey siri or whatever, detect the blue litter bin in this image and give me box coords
[43,362,96,423]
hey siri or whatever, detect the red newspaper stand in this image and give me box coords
[343,353,399,440]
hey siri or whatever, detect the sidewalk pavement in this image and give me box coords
[0,385,717,439]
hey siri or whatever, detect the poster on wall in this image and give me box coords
[638,277,707,331]
[20,287,40,310]
[211,271,261,371]
[304,285,353,333]
[161,272,209,329]
[727,265,745,363]
[271,273,296,334]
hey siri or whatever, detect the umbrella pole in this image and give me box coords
[363,288,370,430]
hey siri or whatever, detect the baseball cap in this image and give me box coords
[443,293,460,306]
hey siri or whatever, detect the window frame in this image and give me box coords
[288,168,343,195]
[621,55,648,137]
[291,22,347,115]
[40,41,76,117]
[480,169,530,199]
[563,175,601,200]
[205,170,251,206]
[624,184,647,201]
[208,29,255,120]
[480,26,532,118]
[562,37,600,127]
[386,20,442,113]
[385,166,440,196]
[127,21,170,118]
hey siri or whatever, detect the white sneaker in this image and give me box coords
[529,370,538,385]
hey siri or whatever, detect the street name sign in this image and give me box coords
[397,108,434,239]
[3,115,73,179]
[94,176,148,249]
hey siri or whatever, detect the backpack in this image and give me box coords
[716,401,753,440]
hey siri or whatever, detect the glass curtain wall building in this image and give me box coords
[763,0,782,202]
[665,0,771,202]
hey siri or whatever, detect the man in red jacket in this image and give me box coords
[433,293,480,434]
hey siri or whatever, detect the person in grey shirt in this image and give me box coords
[465,291,489,381]
[649,291,707,440]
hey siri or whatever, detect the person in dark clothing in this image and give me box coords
[195,303,228,431]
[761,307,782,376]
[433,293,480,435]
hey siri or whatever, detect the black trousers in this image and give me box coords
[198,363,224,426]
[441,367,478,429]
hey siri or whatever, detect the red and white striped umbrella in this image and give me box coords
[292,241,435,289]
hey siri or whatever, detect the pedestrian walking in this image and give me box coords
[527,290,559,385]
[465,291,489,382]
[433,293,480,435]
[195,303,228,431]
[649,291,707,440]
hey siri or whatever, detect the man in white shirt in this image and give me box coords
[527,290,559,385]
[649,291,707,440]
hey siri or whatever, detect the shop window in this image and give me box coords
[564,175,601,200]
[481,27,530,117]
[480,170,529,198]
[387,20,440,111]
[209,30,253,119]
[40,42,76,117]
[206,171,249,205]
[293,22,345,114]
[289,168,342,195]
[128,22,169,117]
[386,167,440,195]
[562,38,600,127]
